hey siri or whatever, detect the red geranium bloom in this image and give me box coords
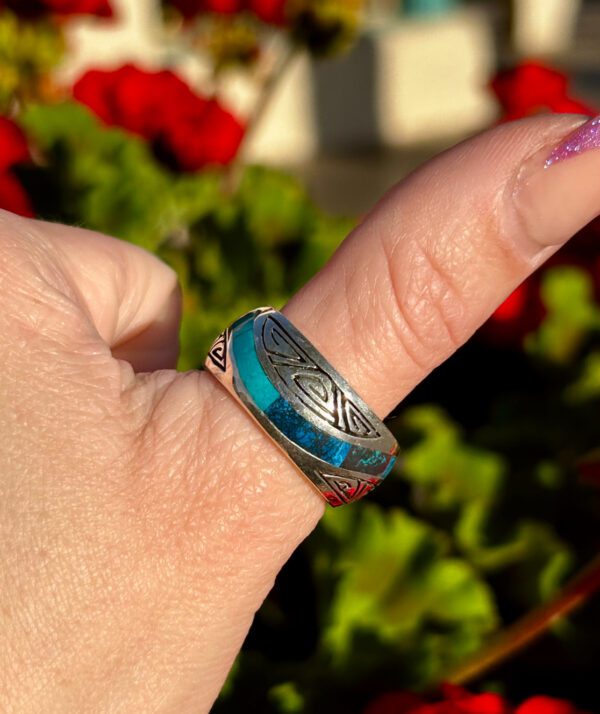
[165,0,287,23]
[0,174,35,217]
[486,62,600,346]
[516,696,585,714]
[481,278,546,348]
[247,0,287,25]
[481,211,600,348]
[0,117,34,218]
[1,0,113,18]
[165,98,244,169]
[491,61,596,121]
[364,692,425,714]
[168,0,243,16]
[413,685,509,714]
[73,64,244,171]
[364,687,589,714]
[0,117,31,171]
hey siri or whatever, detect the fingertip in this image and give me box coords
[512,115,600,258]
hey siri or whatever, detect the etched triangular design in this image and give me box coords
[263,319,311,368]
[207,331,227,372]
[319,471,375,504]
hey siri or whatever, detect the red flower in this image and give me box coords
[1,0,113,18]
[165,98,244,169]
[168,0,243,16]
[364,687,589,714]
[73,64,244,171]
[413,686,508,714]
[486,62,600,347]
[481,278,545,348]
[364,692,424,714]
[481,213,600,348]
[0,117,34,218]
[516,697,584,714]
[0,117,30,171]
[165,0,287,23]
[491,61,596,122]
[247,0,286,25]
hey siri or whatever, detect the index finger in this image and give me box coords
[284,114,597,416]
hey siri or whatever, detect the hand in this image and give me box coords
[1,115,598,712]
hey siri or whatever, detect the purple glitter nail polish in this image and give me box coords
[545,116,600,168]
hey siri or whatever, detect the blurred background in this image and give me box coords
[1,1,600,712]
[58,0,600,212]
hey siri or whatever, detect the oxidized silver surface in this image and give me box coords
[204,307,398,506]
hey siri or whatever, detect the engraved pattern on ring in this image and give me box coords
[205,307,398,506]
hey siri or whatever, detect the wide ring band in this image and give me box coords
[204,307,399,507]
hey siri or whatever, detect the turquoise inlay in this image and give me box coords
[265,398,351,466]
[382,457,396,478]
[232,319,280,412]
[231,314,392,478]
[341,447,394,477]
[230,312,255,332]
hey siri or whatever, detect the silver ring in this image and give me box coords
[205,307,398,506]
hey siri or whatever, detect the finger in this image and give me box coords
[284,114,596,415]
[131,114,600,708]
[1,215,181,372]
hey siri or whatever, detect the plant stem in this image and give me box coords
[446,552,600,686]
[225,38,299,193]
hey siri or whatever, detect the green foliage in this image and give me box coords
[268,682,305,712]
[399,406,574,600]
[21,102,222,253]
[321,505,497,672]
[526,267,600,363]
[0,11,64,109]
[565,351,600,402]
[21,101,352,370]
[401,406,504,509]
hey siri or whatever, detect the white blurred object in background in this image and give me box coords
[60,0,163,79]
[512,0,582,58]
[376,8,495,146]
[249,8,496,162]
[62,0,496,165]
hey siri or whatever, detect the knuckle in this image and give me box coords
[0,217,90,350]
[376,233,467,372]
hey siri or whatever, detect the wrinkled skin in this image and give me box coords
[1,115,599,712]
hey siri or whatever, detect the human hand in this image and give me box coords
[1,114,599,712]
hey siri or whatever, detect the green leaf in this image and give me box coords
[526,267,600,363]
[323,505,498,669]
[0,11,64,109]
[239,166,314,248]
[564,351,600,402]
[401,406,504,510]
[268,682,305,713]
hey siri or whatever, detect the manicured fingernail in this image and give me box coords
[513,117,600,251]
[545,116,600,167]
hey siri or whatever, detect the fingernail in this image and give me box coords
[545,115,600,167]
[513,117,600,252]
